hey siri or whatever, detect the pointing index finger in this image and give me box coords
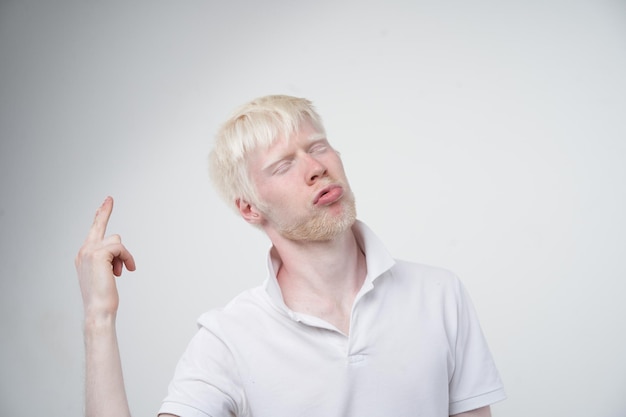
[88,196,114,241]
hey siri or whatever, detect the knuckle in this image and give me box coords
[75,246,88,261]
[75,244,105,264]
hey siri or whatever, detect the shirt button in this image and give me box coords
[347,354,367,364]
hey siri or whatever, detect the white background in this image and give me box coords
[1,1,625,416]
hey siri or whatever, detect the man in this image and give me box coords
[76,95,506,417]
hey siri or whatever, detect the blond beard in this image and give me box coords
[264,190,357,242]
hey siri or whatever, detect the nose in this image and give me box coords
[305,155,327,184]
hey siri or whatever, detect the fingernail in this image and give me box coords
[98,197,109,210]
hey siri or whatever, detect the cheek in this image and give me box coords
[330,157,348,179]
[257,183,295,207]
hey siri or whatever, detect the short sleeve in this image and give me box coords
[448,278,506,415]
[159,312,247,417]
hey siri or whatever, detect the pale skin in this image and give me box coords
[76,196,134,417]
[76,123,490,416]
[237,120,362,334]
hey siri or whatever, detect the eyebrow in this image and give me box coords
[307,132,326,142]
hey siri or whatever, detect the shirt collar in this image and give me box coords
[263,220,396,309]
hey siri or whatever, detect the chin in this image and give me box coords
[281,198,357,242]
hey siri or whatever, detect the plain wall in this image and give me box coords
[1,1,625,415]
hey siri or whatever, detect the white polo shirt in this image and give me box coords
[159,221,506,417]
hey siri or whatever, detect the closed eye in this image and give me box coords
[308,142,328,154]
[273,160,293,174]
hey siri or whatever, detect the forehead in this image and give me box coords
[246,119,326,168]
[239,112,325,152]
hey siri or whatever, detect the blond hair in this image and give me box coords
[209,95,326,209]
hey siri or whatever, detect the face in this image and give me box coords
[243,119,356,241]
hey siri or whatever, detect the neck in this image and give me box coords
[268,225,367,334]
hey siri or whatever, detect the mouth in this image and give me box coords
[314,184,344,206]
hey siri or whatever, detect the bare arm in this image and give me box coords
[452,405,491,417]
[76,197,136,417]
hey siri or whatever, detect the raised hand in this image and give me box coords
[75,196,136,322]
[76,197,136,417]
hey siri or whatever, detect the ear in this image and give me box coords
[236,198,264,225]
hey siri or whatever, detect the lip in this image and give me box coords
[313,184,344,205]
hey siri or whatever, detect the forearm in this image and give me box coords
[84,316,131,417]
[77,197,136,417]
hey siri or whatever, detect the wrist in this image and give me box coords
[83,309,117,333]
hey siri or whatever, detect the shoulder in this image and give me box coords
[377,259,469,314]
[389,259,463,290]
[195,285,280,337]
